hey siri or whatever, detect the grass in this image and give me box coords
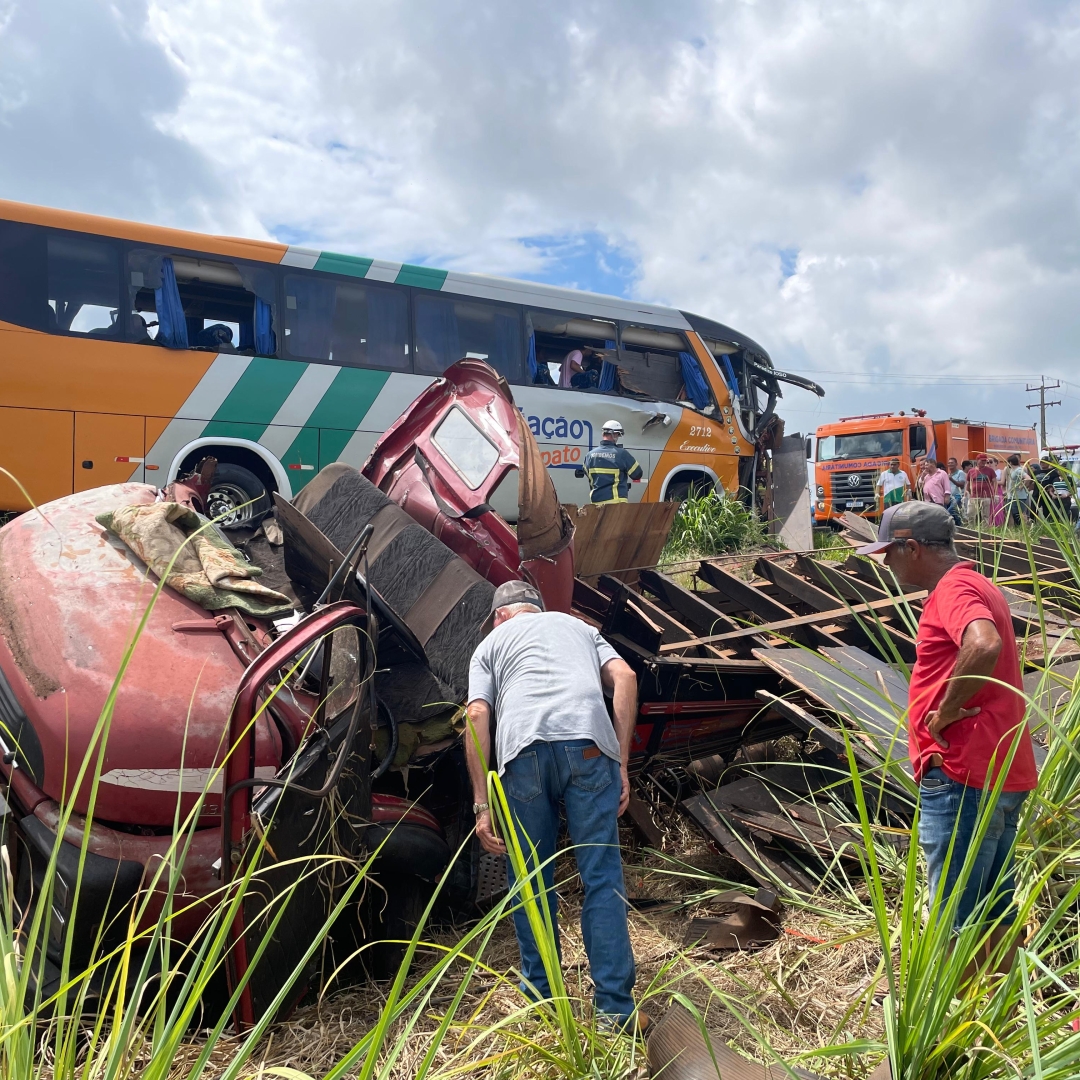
[4,477,1080,1079]
[661,491,773,563]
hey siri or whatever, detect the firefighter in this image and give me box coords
[583,421,643,504]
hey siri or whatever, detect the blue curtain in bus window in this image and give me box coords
[254,297,276,355]
[604,339,616,349]
[720,352,739,397]
[678,351,710,410]
[526,331,539,381]
[367,287,407,369]
[414,294,460,375]
[287,276,334,359]
[598,360,617,392]
[155,257,188,349]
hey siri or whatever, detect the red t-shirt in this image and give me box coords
[966,465,996,497]
[908,563,1037,791]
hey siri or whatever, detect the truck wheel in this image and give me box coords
[205,463,270,530]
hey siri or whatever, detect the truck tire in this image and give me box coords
[205,463,270,530]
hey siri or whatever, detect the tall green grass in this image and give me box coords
[662,491,772,561]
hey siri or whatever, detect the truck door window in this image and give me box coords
[431,406,500,489]
[909,424,927,458]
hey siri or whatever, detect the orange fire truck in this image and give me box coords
[813,410,1038,523]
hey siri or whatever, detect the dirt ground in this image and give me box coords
[171,802,887,1080]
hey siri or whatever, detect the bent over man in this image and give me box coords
[859,503,1037,967]
[583,420,643,504]
[465,580,640,1026]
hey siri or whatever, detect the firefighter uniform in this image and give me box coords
[583,441,643,504]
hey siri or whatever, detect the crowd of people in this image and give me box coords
[874,453,1078,528]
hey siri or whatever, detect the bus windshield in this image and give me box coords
[818,430,902,462]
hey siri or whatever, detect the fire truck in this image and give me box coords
[813,410,1038,523]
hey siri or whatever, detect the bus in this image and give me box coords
[0,198,822,525]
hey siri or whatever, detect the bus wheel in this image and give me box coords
[666,477,713,503]
[206,463,270,529]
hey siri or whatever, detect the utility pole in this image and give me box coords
[1026,376,1061,449]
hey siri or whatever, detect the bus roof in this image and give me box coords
[0,197,723,339]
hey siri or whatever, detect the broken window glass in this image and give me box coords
[431,406,500,489]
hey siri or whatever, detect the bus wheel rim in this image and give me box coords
[207,482,256,528]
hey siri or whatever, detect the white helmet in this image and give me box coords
[602,420,624,436]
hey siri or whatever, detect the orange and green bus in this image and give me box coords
[0,198,821,525]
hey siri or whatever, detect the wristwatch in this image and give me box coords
[473,802,489,815]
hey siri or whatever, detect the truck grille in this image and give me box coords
[829,471,877,509]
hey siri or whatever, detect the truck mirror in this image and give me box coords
[804,436,813,460]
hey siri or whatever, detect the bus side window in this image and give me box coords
[526,309,616,389]
[618,324,714,410]
[283,274,408,370]
[47,233,122,338]
[129,251,278,353]
[0,220,48,331]
[414,294,523,381]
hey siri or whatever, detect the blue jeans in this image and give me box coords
[501,739,636,1021]
[918,767,1028,930]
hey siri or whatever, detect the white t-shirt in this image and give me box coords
[877,469,909,498]
[468,611,622,772]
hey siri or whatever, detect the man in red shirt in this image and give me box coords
[859,502,1037,968]
[965,456,997,528]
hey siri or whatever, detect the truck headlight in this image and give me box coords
[815,501,826,510]
[816,485,825,497]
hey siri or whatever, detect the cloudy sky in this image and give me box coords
[3,0,1079,441]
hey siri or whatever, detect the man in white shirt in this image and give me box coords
[466,580,640,1029]
[876,458,912,511]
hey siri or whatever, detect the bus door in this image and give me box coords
[74,412,145,491]
[0,406,74,510]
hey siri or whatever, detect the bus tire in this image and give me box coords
[665,477,713,503]
[205,463,270,530]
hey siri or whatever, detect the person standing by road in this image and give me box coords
[465,580,642,1029]
[948,457,967,523]
[924,459,961,525]
[858,503,1037,970]
[1004,454,1032,526]
[583,420,644,504]
[965,456,997,528]
[876,458,911,511]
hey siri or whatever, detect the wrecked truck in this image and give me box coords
[1,359,726,1027]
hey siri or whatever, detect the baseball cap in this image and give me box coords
[479,579,545,635]
[856,501,954,555]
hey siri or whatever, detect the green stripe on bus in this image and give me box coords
[395,264,448,290]
[314,252,374,278]
[201,357,307,435]
[281,366,391,467]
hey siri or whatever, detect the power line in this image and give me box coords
[1026,376,1062,447]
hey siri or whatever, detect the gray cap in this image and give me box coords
[856,501,954,554]
[480,579,545,635]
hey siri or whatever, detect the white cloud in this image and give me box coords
[4,0,1080,437]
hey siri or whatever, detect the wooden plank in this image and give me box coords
[681,793,819,893]
[658,591,929,652]
[624,792,664,848]
[752,647,913,776]
[698,560,796,622]
[638,568,740,636]
[568,501,680,580]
